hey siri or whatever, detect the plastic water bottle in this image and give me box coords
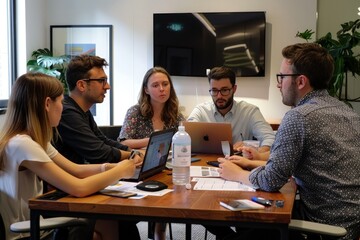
[172,125,191,185]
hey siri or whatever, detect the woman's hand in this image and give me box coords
[117,159,137,179]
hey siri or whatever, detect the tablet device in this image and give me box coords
[220,199,265,211]
[99,189,137,198]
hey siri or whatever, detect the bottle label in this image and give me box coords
[172,144,191,167]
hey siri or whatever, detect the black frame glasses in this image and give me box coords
[81,78,108,87]
[276,74,301,84]
[209,88,233,96]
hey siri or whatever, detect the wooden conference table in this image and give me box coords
[29,154,297,240]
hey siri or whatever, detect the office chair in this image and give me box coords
[288,219,347,238]
[204,220,347,240]
[98,125,122,141]
[13,217,89,240]
[1,211,88,240]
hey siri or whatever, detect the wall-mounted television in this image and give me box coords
[153,12,266,77]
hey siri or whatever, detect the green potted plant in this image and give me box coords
[296,19,360,103]
[27,48,70,94]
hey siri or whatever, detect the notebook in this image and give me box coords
[123,128,176,182]
[183,121,232,154]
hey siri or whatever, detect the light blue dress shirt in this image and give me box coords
[187,100,275,147]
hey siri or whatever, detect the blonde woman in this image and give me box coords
[0,73,141,240]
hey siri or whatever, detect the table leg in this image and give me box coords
[30,210,40,240]
[279,224,289,240]
[185,223,192,240]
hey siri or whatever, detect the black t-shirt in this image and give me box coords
[53,95,129,164]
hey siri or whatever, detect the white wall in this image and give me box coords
[21,0,318,125]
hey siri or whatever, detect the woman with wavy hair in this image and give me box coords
[118,67,184,239]
[119,66,184,149]
[0,73,139,240]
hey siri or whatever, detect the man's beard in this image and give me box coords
[282,82,298,107]
[215,95,234,110]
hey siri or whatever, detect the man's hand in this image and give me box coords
[227,155,266,170]
[217,157,252,185]
[120,150,131,160]
[233,141,244,152]
[130,150,144,167]
[241,147,270,161]
[217,158,243,182]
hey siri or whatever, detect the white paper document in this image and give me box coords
[193,178,255,192]
[221,141,231,156]
[190,166,220,177]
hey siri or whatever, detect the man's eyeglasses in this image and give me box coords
[276,74,301,84]
[81,78,108,87]
[209,88,232,96]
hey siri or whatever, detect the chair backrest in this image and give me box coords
[98,125,122,141]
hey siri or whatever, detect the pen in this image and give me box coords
[251,197,272,206]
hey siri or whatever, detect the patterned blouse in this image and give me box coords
[249,90,360,239]
[118,104,185,141]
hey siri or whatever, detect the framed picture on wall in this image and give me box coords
[50,24,113,125]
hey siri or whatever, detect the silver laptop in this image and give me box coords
[123,128,176,182]
[183,122,232,154]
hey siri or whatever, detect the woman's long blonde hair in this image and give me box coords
[0,73,64,170]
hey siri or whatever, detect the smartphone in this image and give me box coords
[206,160,220,167]
[191,157,201,163]
[37,190,68,200]
[220,199,265,211]
[233,151,243,156]
[99,189,137,198]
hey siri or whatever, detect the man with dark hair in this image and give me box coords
[55,55,136,164]
[217,43,360,239]
[188,66,275,152]
[54,55,142,239]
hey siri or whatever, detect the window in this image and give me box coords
[0,0,16,102]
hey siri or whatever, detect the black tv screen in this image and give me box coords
[153,12,266,77]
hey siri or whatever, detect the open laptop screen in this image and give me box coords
[124,128,175,182]
[142,129,174,173]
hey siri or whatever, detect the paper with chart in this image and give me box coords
[190,166,220,177]
[193,178,255,191]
